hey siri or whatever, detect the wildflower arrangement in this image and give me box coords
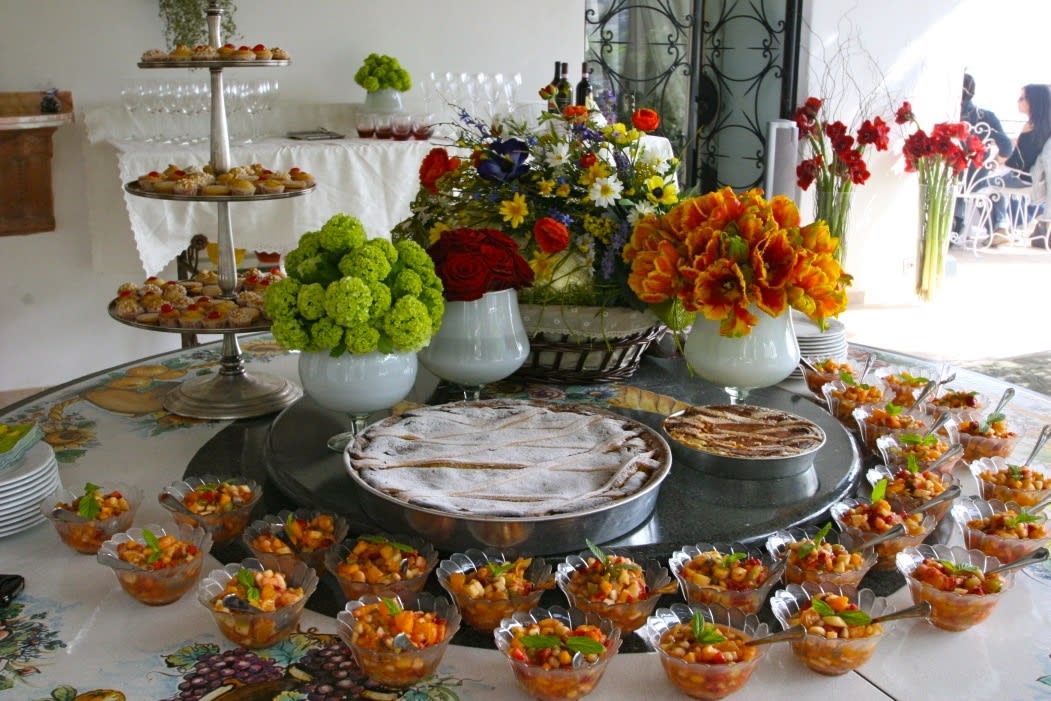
[354,53,412,93]
[623,186,851,337]
[263,213,444,355]
[393,107,681,309]
[793,96,891,263]
[426,228,534,302]
[894,101,985,300]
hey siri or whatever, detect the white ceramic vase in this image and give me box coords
[417,288,529,399]
[297,350,417,451]
[364,88,405,113]
[683,307,800,403]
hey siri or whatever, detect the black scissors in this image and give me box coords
[0,574,24,607]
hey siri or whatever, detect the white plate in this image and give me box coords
[0,472,60,522]
[0,442,56,492]
[0,511,48,538]
[0,458,57,498]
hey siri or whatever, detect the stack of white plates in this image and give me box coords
[0,441,60,538]
[791,311,849,379]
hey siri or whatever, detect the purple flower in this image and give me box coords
[476,138,530,183]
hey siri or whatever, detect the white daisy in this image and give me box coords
[627,200,658,224]
[544,143,570,168]
[589,176,623,207]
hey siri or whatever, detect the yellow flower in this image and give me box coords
[427,221,450,245]
[645,175,679,206]
[499,192,529,229]
[555,183,572,198]
[538,179,556,196]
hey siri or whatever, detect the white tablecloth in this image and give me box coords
[85,104,676,277]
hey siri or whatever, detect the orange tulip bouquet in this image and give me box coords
[623,186,852,337]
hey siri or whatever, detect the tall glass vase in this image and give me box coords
[417,288,529,400]
[916,181,957,301]
[682,306,801,404]
[815,183,852,264]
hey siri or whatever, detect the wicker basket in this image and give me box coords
[514,305,663,384]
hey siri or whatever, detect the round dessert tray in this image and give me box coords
[124,181,315,202]
[263,357,862,556]
[137,59,291,69]
[107,300,271,335]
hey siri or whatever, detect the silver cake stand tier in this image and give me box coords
[163,334,301,420]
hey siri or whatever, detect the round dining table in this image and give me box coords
[1,333,1049,701]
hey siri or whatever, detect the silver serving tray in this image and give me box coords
[137,59,291,69]
[107,300,271,335]
[125,181,314,202]
[661,406,826,480]
[341,400,673,554]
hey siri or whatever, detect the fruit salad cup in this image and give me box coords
[875,432,962,475]
[556,546,676,633]
[243,508,348,575]
[493,605,621,701]
[324,533,438,601]
[668,542,782,615]
[896,544,1015,631]
[866,463,960,524]
[337,592,460,688]
[636,602,768,700]
[852,404,932,453]
[956,410,1023,461]
[158,474,262,546]
[97,523,212,605]
[41,482,144,554]
[436,548,555,631]
[821,378,885,428]
[770,583,893,676]
[801,356,864,399]
[830,497,937,570]
[969,457,1051,508]
[875,364,947,408]
[765,526,877,589]
[951,496,1050,564]
[199,558,318,648]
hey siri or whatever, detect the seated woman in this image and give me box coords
[992,83,1051,242]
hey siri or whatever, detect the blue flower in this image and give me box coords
[476,138,530,183]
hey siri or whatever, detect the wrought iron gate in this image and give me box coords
[584,0,802,192]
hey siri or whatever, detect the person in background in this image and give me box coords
[994,82,1051,244]
[955,73,1013,236]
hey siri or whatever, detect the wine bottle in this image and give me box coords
[555,62,573,113]
[545,60,561,113]
[575,62,593,108]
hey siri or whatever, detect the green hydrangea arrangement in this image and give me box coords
[354,53,412,93]
[265,213,443,356]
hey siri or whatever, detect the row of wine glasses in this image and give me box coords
[422,71,524,124]
[119,78,279,145]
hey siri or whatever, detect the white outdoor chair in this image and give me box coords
[952,121,1000,254]
[982,133,1051,249]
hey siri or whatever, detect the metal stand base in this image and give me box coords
[164,369,302,420]
[164,332,301,419]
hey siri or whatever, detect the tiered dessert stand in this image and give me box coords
[114,1,304,419]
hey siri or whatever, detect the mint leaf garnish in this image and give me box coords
[142,528,163,564]
[382,596,401,615]
[487,561,516,578]
[77,483,102,520]
[360,534,415,553]
[566,636,606,655]
[871,478,888,503]
[691,611,727,644]
[521,634,561,649]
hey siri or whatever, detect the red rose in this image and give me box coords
[579,152,597,168]
[533,217,570,254]
[432,250,493,301]
[419,147,460,194]
[632,107,661,132]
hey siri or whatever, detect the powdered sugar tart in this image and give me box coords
[345,400,671,519]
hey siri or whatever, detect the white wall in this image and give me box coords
[0,0,584,391]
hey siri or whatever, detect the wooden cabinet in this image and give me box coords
[0,91,73,236]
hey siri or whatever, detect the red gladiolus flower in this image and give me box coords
[632,108,661,132]
[895,101,914,125]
